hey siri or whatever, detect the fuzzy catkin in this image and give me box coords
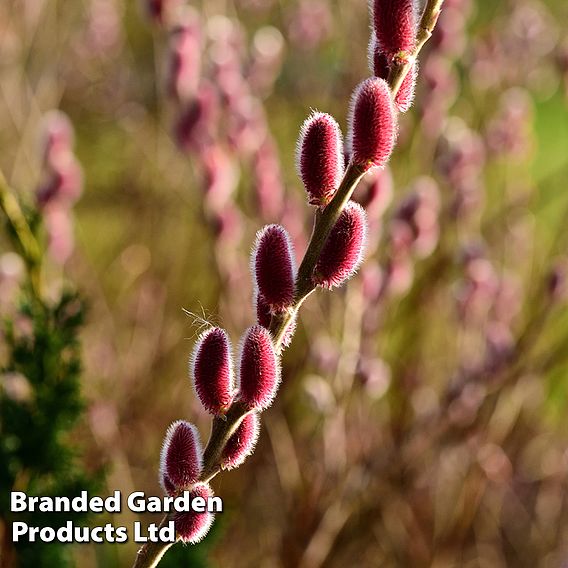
[221,412,261,470]
[313,202,368,289]
[253,225,296,311]
[372,0,417,57]
[348,78,397,169]
[238,325,280,410]
[370,38,417,113]
[297,112,344,207]
[191,327,235,414]
[174,483,215,543]
[160,421,202,490]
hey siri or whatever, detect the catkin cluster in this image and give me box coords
[157,0,425,545]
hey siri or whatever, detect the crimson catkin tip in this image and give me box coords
[297,111,345,207]
[313,201,368,289]
[190,327,235,415]
[159,420,202,491]
[237,325,280,410]
[252,225,296,311]
[372,0,417,57]
[348,77,397,170]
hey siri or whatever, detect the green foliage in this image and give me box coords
[1,292,101,566]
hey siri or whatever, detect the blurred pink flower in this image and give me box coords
[287,0,333,51]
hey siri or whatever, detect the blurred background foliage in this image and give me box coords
[1,0,568,566]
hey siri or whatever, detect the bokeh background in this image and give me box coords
[2,0,568,566]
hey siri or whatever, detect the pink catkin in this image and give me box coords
[227,95,267,157]
[393,62,417,113]
[174,82,219,153]
[37,111,83,210]
[253,225,296,311]
[37,161,83,209]
[313,202,367,289]
[348,78,397,169]
[297,112,344,207]
[201,145,239,213]
[166,11,202,102]
[175,483,215,543]
[255,293,297,348]
[43,206,75,265]
[191,327,235,414]
[238,325,279,410]
[372,0,417,57]
[221,412,261,470]
[160,421,202,490]
[40,111,74,168]
[370,37,417,113]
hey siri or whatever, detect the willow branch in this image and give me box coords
[133,1,445,565]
